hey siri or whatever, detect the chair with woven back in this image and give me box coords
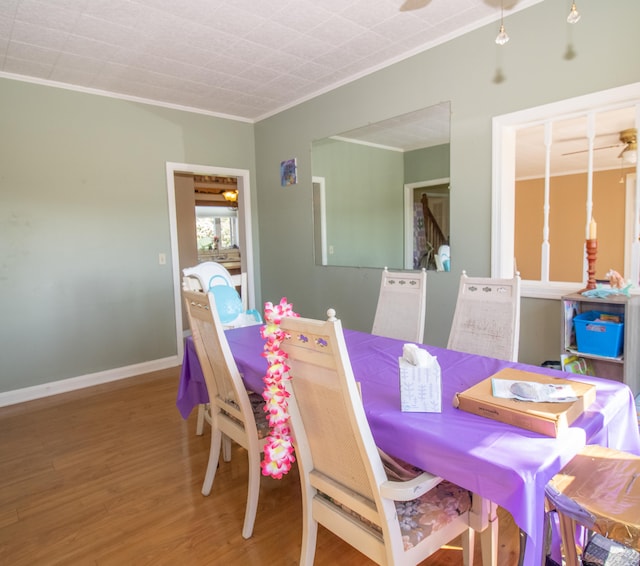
[447,271,521,362]
[280,310,497,565]
[372,267,427,343]
[446,270,521,562]
[182,288,268,539]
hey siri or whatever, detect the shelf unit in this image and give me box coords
[561,292,640,396]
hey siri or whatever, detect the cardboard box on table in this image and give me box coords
[453,367,596,437]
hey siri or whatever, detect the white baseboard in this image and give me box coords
[0,356,181,408]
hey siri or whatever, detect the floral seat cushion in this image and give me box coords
[247,391,270,438]
[216,391,270,439]
[322,451,472,551]
[396,480,471,550]
[381,451,471,549]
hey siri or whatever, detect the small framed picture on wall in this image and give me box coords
[280,158,297,186]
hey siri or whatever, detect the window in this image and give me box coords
[492,83,640,298]
[195,206,239,255]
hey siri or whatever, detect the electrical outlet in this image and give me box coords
[159,253,166,265]
[329,245,334,255]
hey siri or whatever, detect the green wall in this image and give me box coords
[0,79,256,393]
[312,138,404,268]
[404,144,450,185]
[1,0,639,397]
[254,0,640,364]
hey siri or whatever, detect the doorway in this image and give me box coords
[166,162,255,361]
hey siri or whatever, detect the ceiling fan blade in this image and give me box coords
[557,131,622,143]
[561,144,620,157]
[400,0,432,12]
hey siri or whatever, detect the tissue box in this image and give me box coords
[399,357,442,412]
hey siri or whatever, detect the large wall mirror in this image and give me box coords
[311,102,451,270]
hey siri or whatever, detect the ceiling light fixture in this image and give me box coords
[496,2,582,46]
[495,1,509,45]
[222,189,238,203]
[619,128,638,165]
[567,2,581,24]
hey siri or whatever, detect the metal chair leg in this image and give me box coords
[518,528,526,566]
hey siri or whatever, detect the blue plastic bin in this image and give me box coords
[573,311,624,358]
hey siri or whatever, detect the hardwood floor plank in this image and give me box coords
[0,368,522,565]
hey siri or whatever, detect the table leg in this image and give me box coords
[480,502,498,566]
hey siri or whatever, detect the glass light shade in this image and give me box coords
[567,3,580,24]
[222,190,238,202]
[622,148,638,165]
[495,24,509,45]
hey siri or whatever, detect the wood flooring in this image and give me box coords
[0,368,523,565]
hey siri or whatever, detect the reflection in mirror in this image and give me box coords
[311,103,451,270]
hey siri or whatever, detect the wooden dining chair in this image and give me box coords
[372,267,427,343]
[545,444,640,564]
[447,271,521,362]
[182,264,250,435]
[447,271,523,562]
[280,310,497,566]
[182,289,269,539]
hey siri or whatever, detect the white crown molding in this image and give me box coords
[0,71,254,124]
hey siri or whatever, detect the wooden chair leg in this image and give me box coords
[241,443,261,539]
[461,527,474,566]
[558,513,579,566]
[196,403,206,435]
[201,427,223,496]
[299,510,318,566]
[222,435,232,462]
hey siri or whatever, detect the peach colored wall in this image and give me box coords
[515,169,631,282]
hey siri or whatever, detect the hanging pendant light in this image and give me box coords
[567,2,581,24]
[495,1,509,45]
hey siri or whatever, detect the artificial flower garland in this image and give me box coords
[260,298,299,478]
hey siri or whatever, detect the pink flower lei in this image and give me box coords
[260,298,299,478]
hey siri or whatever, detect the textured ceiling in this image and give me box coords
[2,0,634,175]
[334,102,451,151]
[0,0,537,122]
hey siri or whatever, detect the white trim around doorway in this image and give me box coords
[166,162,255,362]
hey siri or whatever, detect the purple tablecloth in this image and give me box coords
[177,325,640,565]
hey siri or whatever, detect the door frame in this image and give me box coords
[166,162,255,361]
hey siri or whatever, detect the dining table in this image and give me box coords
[176,324,640,566]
